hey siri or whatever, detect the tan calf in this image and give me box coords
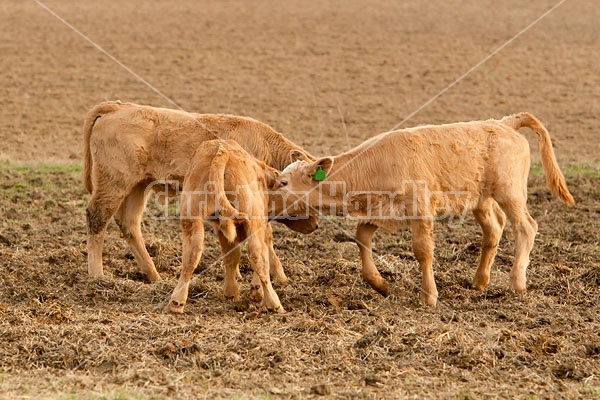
[273,113,574,306]
[169,140,284,313]
[83,101,316,283]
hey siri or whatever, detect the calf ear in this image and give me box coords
[262,165,280,188]
[290,150,310,163]
[308,157,334,180]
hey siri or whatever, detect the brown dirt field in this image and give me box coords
[1,0,599,398]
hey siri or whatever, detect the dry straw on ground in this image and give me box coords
[0,166,598,398]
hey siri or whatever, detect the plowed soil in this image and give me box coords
[1,1,599,398]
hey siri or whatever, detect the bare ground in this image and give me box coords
[1,0,599,163]
[0,163,599,399]
[1,0,599,398]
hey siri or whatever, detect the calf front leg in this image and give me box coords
[411,219,437,306]
[356,223,389,296]
[216,230,242,301]
[168,219,205,313]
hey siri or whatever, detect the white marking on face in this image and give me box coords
[281,160,304,175]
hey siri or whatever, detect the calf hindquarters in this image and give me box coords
[167,142,284,313]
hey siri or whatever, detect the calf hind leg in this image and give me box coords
[168,219,205,313]
[248,224,286,297]
[216,230,242,301]
[508,207,537,292]
[472,199,506,290]
[86,187,128,278]
[495,198,538,292]
[247,232,284,313]
[113,183,161,282]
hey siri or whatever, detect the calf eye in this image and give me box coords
[280,180,288,187]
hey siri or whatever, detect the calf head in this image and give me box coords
[260,159,319,234]
[270,151,334,222]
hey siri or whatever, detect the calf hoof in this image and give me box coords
[167,300,185,314]
[224,292,241,302]
[509,280,527,292]
[247,285,264,304]
[272,273,288,285]
[145,271,162,283]
[420,291,438,307]
[89,271,104,279]
[270,305,286,314]
[471,276,489,291]
[363,274,390,297]
[373,280,390,297]
[223,285,240,301]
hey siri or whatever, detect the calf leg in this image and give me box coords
[411,219,437,306]
[356,223,389,296]
[86,187,128,278]
[214,223,281,301]
[246,224,286,299]
[168,219,205,313]
[510,209,537,292]
[493,161,539,292]
[266,224,287,283]
[216,230,242,301]
[113,183,161,282]
[247,229,284,313]
[497,201,538,292]
[472,198,506,290]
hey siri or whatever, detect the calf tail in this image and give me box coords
[501,112,575,205]
[209,145,248,243]
[83,101,124,193]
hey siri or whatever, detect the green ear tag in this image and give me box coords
[313,166,327,181]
